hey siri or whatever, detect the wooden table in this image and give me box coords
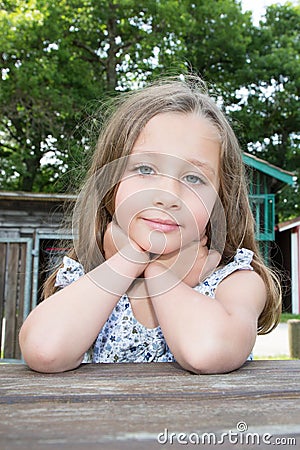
[1,361,299,449]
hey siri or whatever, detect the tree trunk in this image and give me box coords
[106,2,118,91]
[20,151,41,192]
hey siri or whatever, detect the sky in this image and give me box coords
[241,0,299,24]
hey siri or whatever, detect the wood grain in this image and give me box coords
[0,361,299,449]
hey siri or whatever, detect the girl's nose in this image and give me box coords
[152,177,182,210]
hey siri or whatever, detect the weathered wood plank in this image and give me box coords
[0,243,7,351]
[0,361,299,450]
[14,243,27,359]
[4,243,19,358]
[1,361,300,401]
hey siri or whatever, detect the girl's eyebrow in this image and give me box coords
[129,152,216,177]
[187,158,216,176]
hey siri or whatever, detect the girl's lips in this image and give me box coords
[141,218,180,232]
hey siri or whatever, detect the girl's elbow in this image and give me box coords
[181,357,244,375]
[19,331,80,373]
[22,347,61,373]
[22,347,81,373]
[175,342,247,375]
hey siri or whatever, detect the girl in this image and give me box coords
[19,76,281,374]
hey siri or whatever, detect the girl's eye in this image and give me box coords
[184,174,204,185]
[136,165,155,175]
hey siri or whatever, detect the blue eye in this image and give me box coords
[184,174,204,184]
[137,165,155,175]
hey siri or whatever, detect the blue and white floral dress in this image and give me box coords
[55,248,254,363]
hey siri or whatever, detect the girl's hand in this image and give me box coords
[103,221,129,260]
[103,221,147,261]
[150,235,221,287]
[152,237,207,287]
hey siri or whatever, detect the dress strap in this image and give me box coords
[54,256,85,288]
[194,248,254,298]
[210,248,254,284]
[232,248,254,269]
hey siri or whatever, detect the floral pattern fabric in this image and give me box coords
[55,248,254,363]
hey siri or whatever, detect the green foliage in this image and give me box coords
[0,0,299,222]
[180,0,253,95]
[0,0,188,192]
[281,313,300,322]
[229,3,300,220]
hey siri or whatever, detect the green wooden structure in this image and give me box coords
[243,152,296,261]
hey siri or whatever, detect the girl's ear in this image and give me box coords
[104,188,116,217]
[200,230,208,247]
[105,201,114,217]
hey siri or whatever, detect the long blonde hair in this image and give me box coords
[44,75,281,334]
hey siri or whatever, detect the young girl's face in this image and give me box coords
[114,112,221,255]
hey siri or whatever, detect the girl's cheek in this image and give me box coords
[114,184,134,228]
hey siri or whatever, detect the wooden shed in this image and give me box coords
[243,152,296,261]
[0,191,75,361]
[276,216,300,314]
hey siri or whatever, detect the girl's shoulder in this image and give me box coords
[194,248,254,298]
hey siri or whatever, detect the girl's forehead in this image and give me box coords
[131,112,221,173]
[134,112,221,147]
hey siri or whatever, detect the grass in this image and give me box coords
[280,313,300,322]
[254,315,300,360]
[254,355,294,360]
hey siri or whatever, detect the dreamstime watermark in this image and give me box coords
[157,421,297,446]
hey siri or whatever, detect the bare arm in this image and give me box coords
[19,242,149,373]
[144,262,266,374]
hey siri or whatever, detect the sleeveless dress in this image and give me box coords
[55,248,254,363]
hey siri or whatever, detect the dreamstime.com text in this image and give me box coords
[157,422,297,446]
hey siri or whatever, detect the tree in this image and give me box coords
[180,0,253,98]
[228,3,300,220]
[0,0,186,192]
[0,0,100,191]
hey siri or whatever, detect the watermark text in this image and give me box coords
[157,422,297,446]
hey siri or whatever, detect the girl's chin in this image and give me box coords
[139,243,181,256]
[129,230,182,255]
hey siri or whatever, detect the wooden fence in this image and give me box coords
[0,239,32,361]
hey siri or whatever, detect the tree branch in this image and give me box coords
[0,141,18,154]
[0,120,22,144]
[72,40,106,67]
